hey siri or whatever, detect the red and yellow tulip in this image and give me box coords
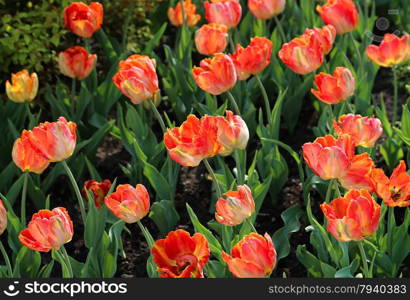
[204,0,242,29]
[195,23,228,56]
[82,179,111,209]
[6,70,38,103]
[316,0,358,34]
[0,200,7,236]
[64,2,103,38]
[58,46,97,80]
[366,33,410,68]
[216,110,249,155]
[168,0,201,27]
[248,0,286,20]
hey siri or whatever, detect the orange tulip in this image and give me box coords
[64,2,103,38]
[58,46,97,80]
[5,70,38,103]
[0,199,7,236]
[339,153,375,192]
[312,25,337,55]
[195,23,228,56]
[152,229,210,278]
[248,0,285,19]
[216,110,249,155]
[302,134,354,180]
[104,184,150,223]
[112,54,159,104]
[82,179,111,208]
[320,190,380,242]
[371,161,410,207]
[333,114,383,148]
[311,67,355,105]
[168,0,201,27]
[230,37,273,80]
[19,207,73,252]
[316,0,358,35]
[164,115,221,167]
[215,185,255,226]
[222,233,276,278]
[192,53,237,95]
[204,0,242,29]
[366,33,410,68]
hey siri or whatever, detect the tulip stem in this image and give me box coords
[0,241,12,277]
[273,15,286,43]
[247,217,258,233]
[71,79,76,115]
[121,0,136,51]
[325,179,335,203]
[149,99,166,133]
[204,159,222,199]
[21,172,28,226]
[392,67,398,124]
[61,246,73,278]
[358,241,371,278]
[229,31,236,52]
[234,150,244,185]
[61,160,87,225]
[226,91,241,116]
[255,74,271,124]
[387,207,395,255]
[137,220,154,249]
[54,248,72,278]
[349,32,362,64]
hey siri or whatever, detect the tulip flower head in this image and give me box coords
[64,2,103,38]
[320,190,380,242]
[316,0,359,34]
[0,200,7,236]
[82,179,111,208]
[19,207,74,252]
[6,70,38,103]
[168,0,201,27]
[222,233,276,278]
[248,0,286,20]
[312,25,337,55]
[204,0,242,29]
[366,33,410,68]
[58,46,97,80]
[152,229,210,278]
[195,23,228,56]
[339,153,375,192]
[216,110,249,155]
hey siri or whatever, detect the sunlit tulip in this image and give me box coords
[248,0,285,20]
[0,200,7,236]
[320,190,380,242]
[339,153,375,192]
[302,134,354,180]
[64,2,103,38]
[366,33,410,68]
[204,0,242,29]
[164,115,221,167]
[5,70,38,103]
[58,46,97,80]
[316,0,358,34]
[82,179,111,208]
[222,233,276,278]
[311,67,355,105]
[192,53,237,95]
[152,229,210,278]
[216,110,249,155]
[313,25,337,55]
[112,55,159,104]
[168,0,201,27]
[230,37,273,80]
[215,185,254,226]
[104,184,150,223]
[195,23,228,56]
[333,114,383,148]
[371,161,410,207]
[19,207,73,252]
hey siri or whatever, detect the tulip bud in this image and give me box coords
[168,0,201,27]
[248,0,286,20]
[58,46,97,80]
[64,2,103,38]
[366,33,410,68]
[316,0,358,35]
[216,110,249,156]
[6,70,38,103]
[195,23,228,56]
[205,0,242,29]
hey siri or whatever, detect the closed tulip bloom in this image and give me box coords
[333,114,383,148]
[215,185,255,226]
[313,25,337,55]
[64,2,103,38]
[104,184,150,223]
[311,67,355,105]
[58,46,97,80]
[195,23,228,56]
[164,115,221,167]
[82,179,111,208]
[316,0,358,34]
[6,70,38,103]
[192,53,237,95]
[205,0,242,29]
[0,200,7,236]
[222,233,276,278]
[113,55,159,104]
[216,110,249,156]
[366,33,410,68]
[320,190,380,242]
[19,207,73,252]
[339,153,375,192]
[302,134,354,180]
[168,0,201,27]
[371,161,410,207]
[230,37,273,80]
[152,229,210,278]
[248,0,285,20]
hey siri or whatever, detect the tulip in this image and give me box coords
[204,0,242,29]
[302,134,354,180]
[333,114,383,148]
[195,23,228,56]
[152,229,210,278]
[168,0,201,27]
[230,37,273,80]
[339,153,375,192]
[222,233,276,278]
[64,2,103,38]
[371,161,410,207]
[82,179,111,208]
[164,115,221,167]
[5,70,38,103]
[320,189,380,241]
[366,33,410,68]
[311,67,355,105]
[58,46,97,80]
[0,200,7,236]
[216,110,249,156]
[192,53,237,95]
[104,184,150,223]
[248,0,286,20]
[313,25,337,55]
[18,207,73,252]
[112,55,159,105]
[316,0,358,35]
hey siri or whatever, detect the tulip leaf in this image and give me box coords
[334,258,359,278]
[296,245,336,278]
[149,200,180,235]
[13,247,41,278]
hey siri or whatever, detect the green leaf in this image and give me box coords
[149,200,179,235]
[13,247,41,278]
[334,258,359,278]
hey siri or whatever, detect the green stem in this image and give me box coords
[349,32,362,65]
[392,67,398,124]
[229,32,236,52]
[21,172,28,226]
[149,99,166,133]
[137,220,154,249]
[334,181,341,197]
[358,241,371,278]
[255,74,271,124]
[71,79,76,116]
[53,249,71,278]
[226,91,241,116]
[247,217,257,233]
[121,0,136,51]
[325,179,335,203]
[273,15,286,42]
[61,246,73,278]
[25,102,34,125]
[0,241,12,277]
[61,160,87,225]
[387,207,395,255]
[204,159,222,199]
[180,0,186,27]
[233,150,244,185]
